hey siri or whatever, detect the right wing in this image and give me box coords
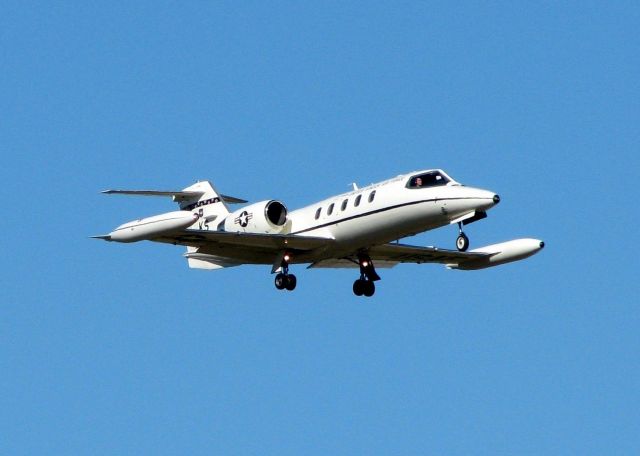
[309,239,543,271]
[368,243,490,265]
[308,242,491,270]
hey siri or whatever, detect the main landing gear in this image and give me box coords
[353,278,375,297]
[352,253,380,298]
[274,254,297,291]
[456,222,470,252]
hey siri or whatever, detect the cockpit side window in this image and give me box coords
[407,171,450,189]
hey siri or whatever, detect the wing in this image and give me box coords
[308,242,491,270]
[150,229,334,270]
[154,229,332,250]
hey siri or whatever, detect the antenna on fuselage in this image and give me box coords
[351,182,359,190]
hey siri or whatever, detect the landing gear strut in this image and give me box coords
[274,254,297,291]
[352,253,380,297]
[456,222,470,252]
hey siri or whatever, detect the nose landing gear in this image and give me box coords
[456,222,470,252]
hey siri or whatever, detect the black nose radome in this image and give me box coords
[493,194,501,204]
[540,241,545,249]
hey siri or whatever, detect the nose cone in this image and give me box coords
[472,189,500,211]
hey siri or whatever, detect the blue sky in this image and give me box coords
[1,2,638,454]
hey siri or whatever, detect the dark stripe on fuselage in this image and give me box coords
[291,197,487,235]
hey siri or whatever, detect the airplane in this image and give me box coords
[93,169,544,296]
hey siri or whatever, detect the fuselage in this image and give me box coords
[96,169,541,295]
[286,169,499,262]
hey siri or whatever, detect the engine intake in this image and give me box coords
[266,200,287,226]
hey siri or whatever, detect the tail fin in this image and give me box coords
[101,181,247,267]
[177,181,231,229]
[102,181,245,228]
[179,181,235,270]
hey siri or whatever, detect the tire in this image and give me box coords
[285,274,297,291]
[363,280,375,297]
[275,273,287,290]
[456,233,469,252]
[353,279,365,296]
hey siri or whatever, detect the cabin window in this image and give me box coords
[407,171,450,189]
[354,194,362,207]
[328,203,334,215]
[368,190,376,203]
[315,207,321,220]
[341,199,348,211]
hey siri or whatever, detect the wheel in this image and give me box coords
[353,279,365,296]
[275,273,287,290]
[285,274,297,291]
[363,280,375,297]
[456,233,469,252]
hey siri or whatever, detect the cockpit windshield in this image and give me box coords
[407,171,450,189]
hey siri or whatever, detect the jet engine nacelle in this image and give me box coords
[223,200,288,234]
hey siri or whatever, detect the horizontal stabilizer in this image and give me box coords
[219,195,249,204]
[102,189,247,204]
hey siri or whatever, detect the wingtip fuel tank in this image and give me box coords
[449,238,545,270]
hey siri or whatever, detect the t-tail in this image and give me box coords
[177,181,233,229]
[93,181,246,246]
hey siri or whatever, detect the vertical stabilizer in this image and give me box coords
[178,181,232,267]
[177,181,230,230]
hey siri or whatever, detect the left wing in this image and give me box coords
[154,229,333,251]
[161,229,335,271]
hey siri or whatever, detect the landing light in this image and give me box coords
[284,254,291,262]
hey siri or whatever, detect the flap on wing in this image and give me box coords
[156,229,334,251]
[308,259,398,269]
[368,243,491,265]
[184,252,242,270]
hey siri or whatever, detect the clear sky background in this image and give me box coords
[1,2,638,454]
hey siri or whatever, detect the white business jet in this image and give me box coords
[93,169,544,297]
